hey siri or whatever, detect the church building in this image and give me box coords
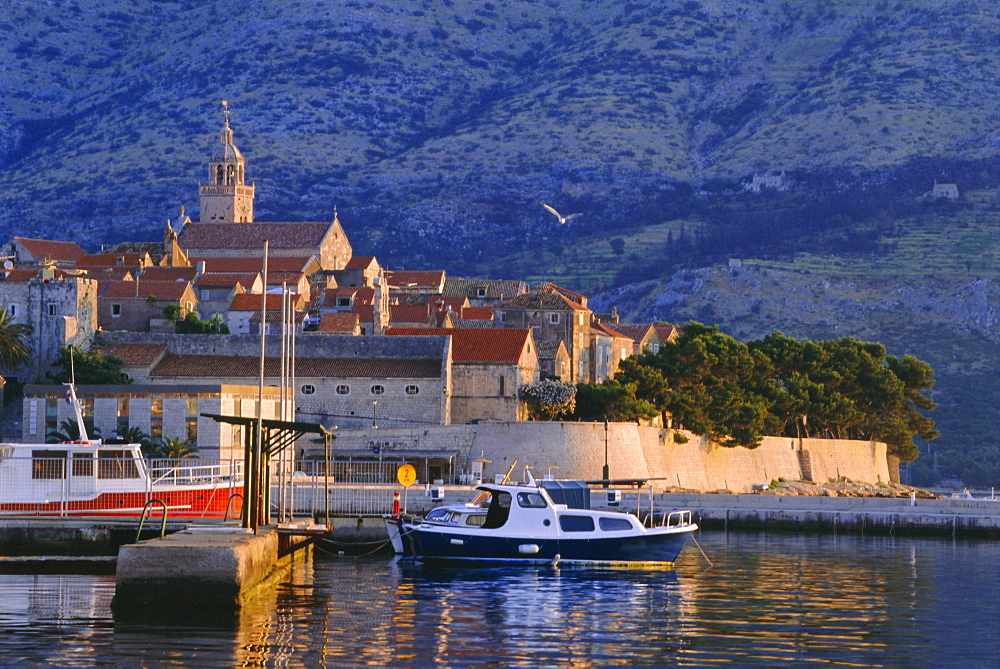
[172,103,354,272]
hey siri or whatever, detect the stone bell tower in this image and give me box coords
[199,101,255,223]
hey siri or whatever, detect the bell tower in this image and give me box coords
[199,101,255,223]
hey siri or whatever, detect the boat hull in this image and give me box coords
[405,523,695,566]
[0,485,243,518]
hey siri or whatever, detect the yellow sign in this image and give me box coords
[397,464,417,486]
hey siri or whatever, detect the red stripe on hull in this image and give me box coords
[0,485,243,518]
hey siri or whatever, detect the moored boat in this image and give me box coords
[0,385,242,518]
[394,477,697,566]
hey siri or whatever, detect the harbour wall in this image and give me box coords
[330,422,891,493]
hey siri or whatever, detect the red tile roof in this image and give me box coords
[461,306,494,320]
[100,280,192,300]
[385,270,445,289]
[98,343,167,366]
[152,354,441,379]
[195,272,257,288]
[387,327,532,364]
[344,256,378,270]
[230,293,305,311]
[499,290,589,312]
[2,267,90,282]
[317,313,360,333]
[653,323,679,342]
[138,267,199,281]
[15,237,86,263]
[77,267,134,282]
[390,304,432,324]
[592,322,631,339]
[323,286,374,308]
[180,223,333,250]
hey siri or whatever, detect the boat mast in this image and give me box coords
[66,348,90,442]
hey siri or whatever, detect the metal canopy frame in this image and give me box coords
[203,413,332,530]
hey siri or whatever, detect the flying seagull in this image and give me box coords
[541,203,583,225]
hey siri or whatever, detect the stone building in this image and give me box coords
[494,283,593,383]
[387,327,539,422]
[95,332,452,431]
[175,106,353,272]
[0,266,98,382]
[98,280,198,333]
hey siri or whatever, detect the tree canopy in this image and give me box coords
[49,346,132,385]
[575,322,937,461]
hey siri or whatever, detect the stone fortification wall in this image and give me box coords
[329,422,889,492]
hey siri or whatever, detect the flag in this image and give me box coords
[65,388,73,404]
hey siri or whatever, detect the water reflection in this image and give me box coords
[1,533,998,666]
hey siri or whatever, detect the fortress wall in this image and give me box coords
[328,423,889,493]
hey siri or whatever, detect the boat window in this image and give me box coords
[599,517,634,532]
[425,508,449,521]
[98,450,141,479]
[31,450,66,480]
[72,453,94,477]
[517,492,548,509]
[481,491,512,529]
[559,515,596,532]
[465,514,486,527]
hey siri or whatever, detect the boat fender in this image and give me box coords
[518,544,540,555]
[449,538,464,546]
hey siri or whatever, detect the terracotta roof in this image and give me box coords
[653,323,679,342]
[317,313,360,333]
[180,222,333,250]
[139,267,199,282]
[389,304,431,323]
[15,238,87,263]
[605,323,657,343]
[75,252,151,267]
[250,311,307,323]
[498,290,588,312]
[592,322,630,339]
[344,256,378,270]
[323,286,374,308]
[97,343,167,366]
[535,340,568,359]
[2,267,90,282]
[385,270,445,290]
[461,306,494,320]
[387,327,532,364]
[541,282,587,304]
[190,256,317,273]
[195,272,257,288]
[100,280,192,300]
[151,354,441,379]
[77,267,134,282]
[230,293,305,311]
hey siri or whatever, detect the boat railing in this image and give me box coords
[147,459,244,487]
[644,509,693,529]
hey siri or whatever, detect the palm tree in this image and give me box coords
[0,305,32,370]
[148,436,200,461]
[114,426,154,451]
[46,418,101,443]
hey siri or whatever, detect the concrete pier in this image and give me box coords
[112,526,309,613]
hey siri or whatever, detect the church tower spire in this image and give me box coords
[199,101,255,223]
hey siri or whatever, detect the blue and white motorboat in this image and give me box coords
[393,478,697,566]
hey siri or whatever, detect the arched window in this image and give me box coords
[301,384,316,395]
[215,165,224,185]
[226,165,235,185]
[371,385,385,396]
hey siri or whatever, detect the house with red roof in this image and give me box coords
[333,256,382,288]
[388,327,538,422]
[604,323,663,357]
[99,279,198,332]
[385,269,446,295]
[314,313,361,335]
[4,237,86,266]
[591,322,635,382]
[193,272,260,318]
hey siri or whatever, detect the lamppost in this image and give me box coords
[372,399,378,429]
[603,417,610,488]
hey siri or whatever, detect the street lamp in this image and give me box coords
[603,417,610,488]
[372,399,378,429]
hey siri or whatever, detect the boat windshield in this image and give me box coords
[481,490,512,529]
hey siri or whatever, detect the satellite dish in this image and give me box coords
[3,260,13,269]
